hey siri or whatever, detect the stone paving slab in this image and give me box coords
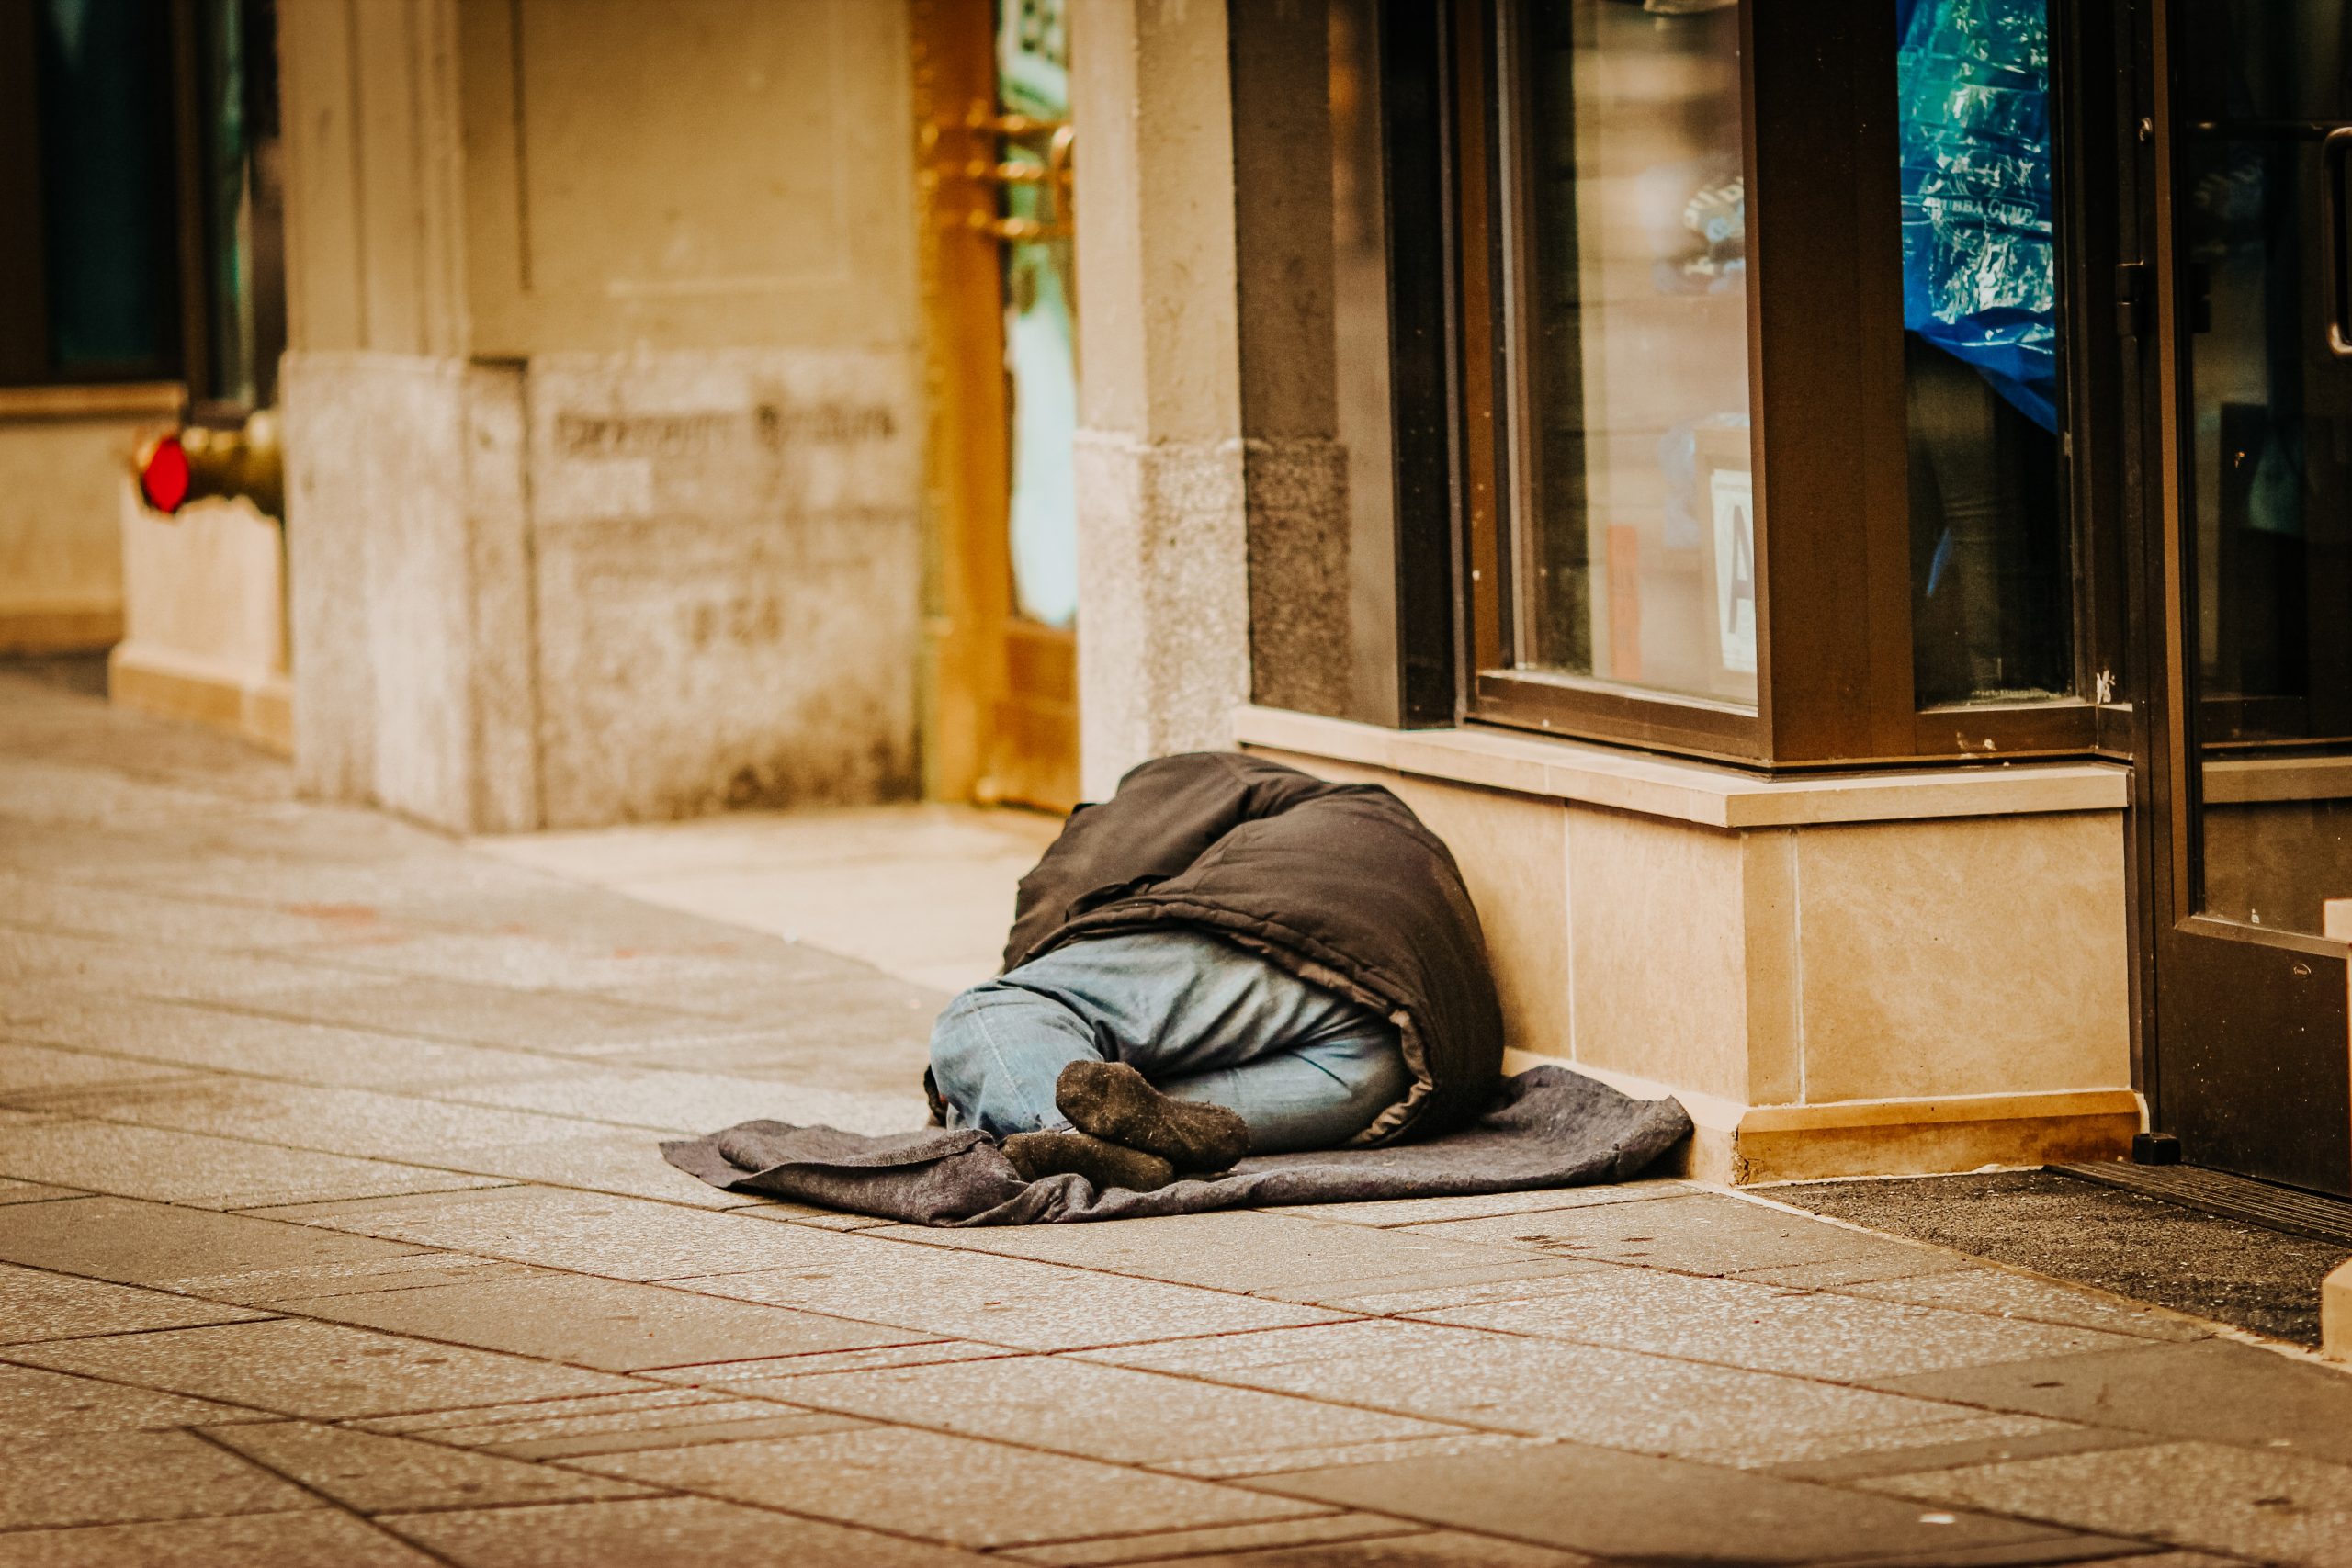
[203,1418,658,1512]
[631,1338,1020,1391]
[1730,1411,2105,1475]
[11,1317,647,1418]
[1408,1264,2155,1380]
[1241,1442,2141,1564]
[404,1404,869,1461]
[0,1509,445,1568]
[0,1176,82,1203]
[0,1428,323,1531]
[0,1362,270,1435]
[0,1260,268,1342]
[32,1077,632,1161]
[1124,1533,1609,1567]
[437,1061,926,1135]
[3,671,2346,1566]
[673,1230,1355,1351]
[565,1424,1329,1550]
[265,1183,876,1281]
[0,867,356,951]
[769,1353,1471,1469]
[1873,1337,2352,1467]
[1832,1265,2221,1342]
[997,1512,1430,1566]
[356,1386,748,1442]
[0,1194,434,1293]
[1084,1320,1998,1466]
[1267,1179,1693,1229]
[0,1040,194,1097]
[1862,1440,2352,1566]
[1,992,567,1088]
[382,1495,994,1568]
[1407,1190,1955,1278]
[278,1269,928,1371]
[0,1117,507,1208]
[873,1208,1607,1300]
[1156,1429,1552,1481]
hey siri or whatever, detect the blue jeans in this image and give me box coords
[928,929,1408,1155]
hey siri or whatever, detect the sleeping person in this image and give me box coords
[924,752,1505,1191]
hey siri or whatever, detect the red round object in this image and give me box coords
[140,436,191,513]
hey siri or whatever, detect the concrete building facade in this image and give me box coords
[6,0,2347,1191]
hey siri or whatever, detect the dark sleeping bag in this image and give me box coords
[999,751,1506,1145]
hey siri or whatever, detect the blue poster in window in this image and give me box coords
[1897,0,2058,433]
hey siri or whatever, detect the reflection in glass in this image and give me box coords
[2175,0,2352,937]
[34,0,180,379]
[195,0,286,410]
[1897,0,2072,705]
[1330,0,1402,723]
[1508,0,1755,708]
[999,0,1079,630]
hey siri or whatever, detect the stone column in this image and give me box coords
[275,0,926,832]
[1228,1,1354,719]
[1068,0,1251,799]
[276,0,510,829]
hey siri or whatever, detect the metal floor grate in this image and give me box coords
[2049,1161,2352,1247]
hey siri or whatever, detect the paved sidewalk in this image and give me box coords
[478,799,1059,995]
[3,671,2350,1567]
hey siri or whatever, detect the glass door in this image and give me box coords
[983,0,1080,810]
[915,0,1080,812]
[2154,0,2352,1195]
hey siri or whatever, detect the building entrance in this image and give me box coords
[2150,0,2352,1194]
[914,0,1081,813]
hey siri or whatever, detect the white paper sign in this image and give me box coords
[1710,468,1757,675]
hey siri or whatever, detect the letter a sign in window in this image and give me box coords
[1709,468,1758,676]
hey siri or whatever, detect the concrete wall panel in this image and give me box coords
[1567,804,1753,1104]
[0,416,145,649]
[1792,812,2132,1102]
[525,350,921,826]
[278,0,925,831]
[461,0,920,356]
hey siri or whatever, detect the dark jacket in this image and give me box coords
[1002,751,1506,1144]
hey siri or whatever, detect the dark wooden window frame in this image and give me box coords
[0,0,269,401]
[1442,0,2136,770]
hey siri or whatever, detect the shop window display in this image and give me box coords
[1897,0,2073,705]
[1507,0,1755,708]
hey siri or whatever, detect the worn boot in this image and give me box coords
[1001,1129,1177,1191]
[1056,1060,1250,1174]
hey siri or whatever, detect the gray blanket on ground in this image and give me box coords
[662,1066,1691,1225]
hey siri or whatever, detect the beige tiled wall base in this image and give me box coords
[1505,1053,2136,1184]
[2325,1258,2352,1364]
[0,388,182,653]
[110,490,292,755]
[1729,1093,2140,1181]
[1243,708,2140,1184]
[109,649,294,755]
[0,601,122,654]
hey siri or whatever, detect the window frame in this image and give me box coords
[0,0,282,408]
[1443,0,2132,770]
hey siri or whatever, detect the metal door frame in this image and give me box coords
[2132,0,2352,1196]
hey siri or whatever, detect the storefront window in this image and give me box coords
[1897,0,2073,705]
[1504,0,1754,710]
[1450,3,2102,764]
[194,0,286,411]
[31,0,181,382]
[998,0,1078,630]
